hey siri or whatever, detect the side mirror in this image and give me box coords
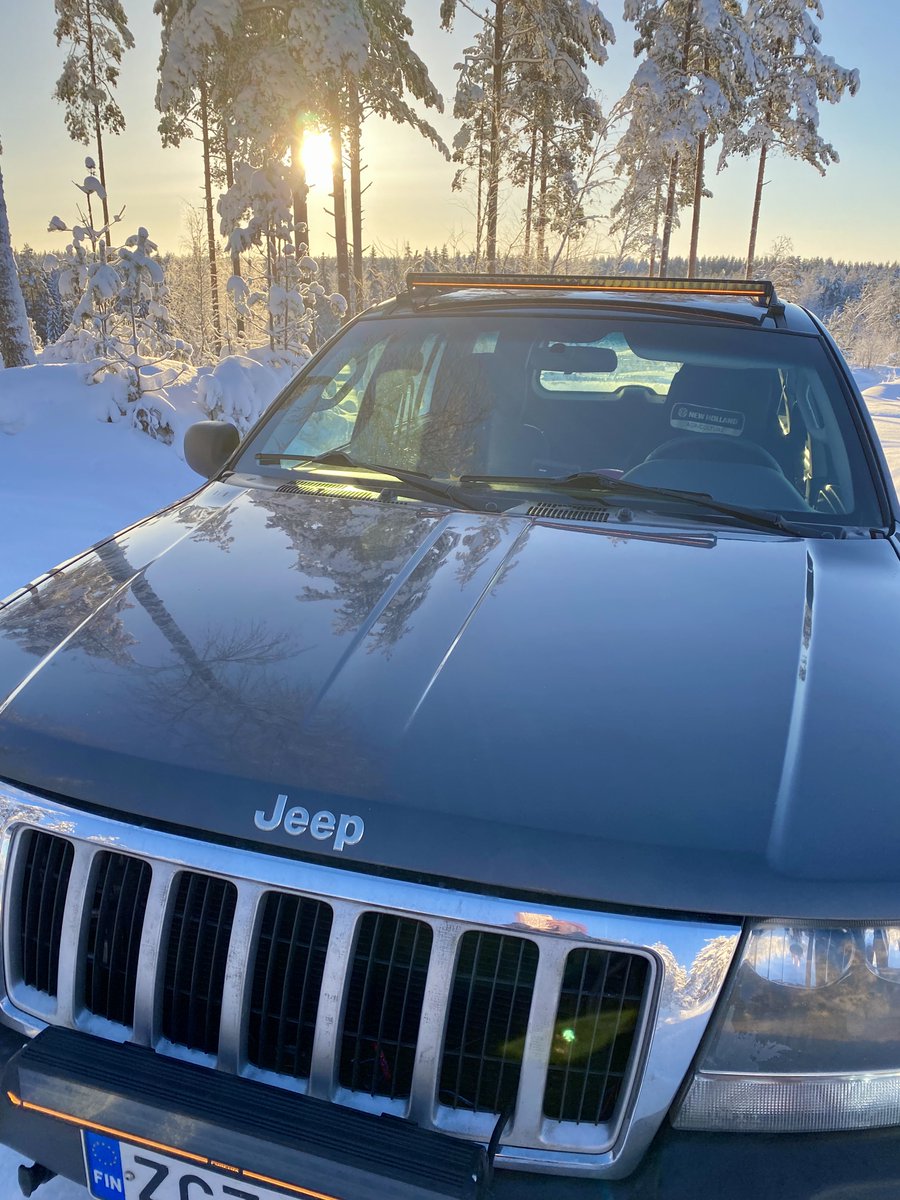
[183,421,241,478]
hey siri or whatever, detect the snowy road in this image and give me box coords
[0,362,897,1199]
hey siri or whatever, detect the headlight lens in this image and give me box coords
[674,922,900,1132]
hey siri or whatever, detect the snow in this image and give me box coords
[0,352,292,600]
[0,358,898,1199]
[858,366,900,486]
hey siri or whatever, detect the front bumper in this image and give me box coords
[0,1025,898,1200]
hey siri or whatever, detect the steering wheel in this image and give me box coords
[646,434,784,472]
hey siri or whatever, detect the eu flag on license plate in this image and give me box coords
[84,1131,126,1200]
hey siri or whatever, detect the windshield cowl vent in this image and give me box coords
[528,502,610,523]
[276,480,382,501]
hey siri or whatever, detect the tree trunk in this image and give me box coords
[658,152,679,279]
[523,123,538,264]
[660,0,695,279]
[347,82,364,315]
[648,175,662,276]
[330,113,351,308]
[290,134,309,256]
[85,0,111,231]
[536,126,549,263]
[688,130,705,277]
[199,76,221,355]
[224,126,243,338]
[485,0,505,272]
[746,141,768,279]
[0,164,36,367]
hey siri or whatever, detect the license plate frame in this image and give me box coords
[82,1130,337,1200]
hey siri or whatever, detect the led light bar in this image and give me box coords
[405,272,776,307]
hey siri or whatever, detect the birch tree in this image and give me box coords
[53,0,134,231]
[733,0,859,277]
[0,143,36,368]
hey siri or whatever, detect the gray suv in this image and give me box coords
[0,274,896,1200]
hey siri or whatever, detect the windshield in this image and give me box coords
[236,313,883,531]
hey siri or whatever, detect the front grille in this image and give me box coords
[17,831,73,996]
[162,872,237,1053]
[1,816,670,1175]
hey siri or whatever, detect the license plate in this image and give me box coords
[83,1131,316,1200]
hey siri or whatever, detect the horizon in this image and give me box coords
[1,1,898,265]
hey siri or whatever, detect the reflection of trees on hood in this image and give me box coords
[173,503,236,553]
[256,494,518,655]
[0,552,137,667]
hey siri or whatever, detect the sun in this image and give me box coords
[301,131,334,192]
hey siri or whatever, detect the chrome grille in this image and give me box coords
[0,788,741,1178]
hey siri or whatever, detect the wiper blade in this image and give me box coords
[256,449,478,510]
[460,471,838,538]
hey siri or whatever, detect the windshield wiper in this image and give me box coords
[459,471,841,538]
[256,449,479,510]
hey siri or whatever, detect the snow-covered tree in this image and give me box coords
[444,0,613,271]
[732,0,860,277]
[53,0,134,230]
[345,0,447,307]
[218,161,346,364]
[622,0,759,277]
[155,0,251,353]
[0,142,36,368]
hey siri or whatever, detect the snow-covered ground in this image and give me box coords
[0,359,898,1200]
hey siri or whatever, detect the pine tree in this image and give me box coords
[0,143,37,368]
[53,0,134,231]
[622,0,758,277]
[734,0,859,277]
[155,0,249,353]
[443,0,613,272]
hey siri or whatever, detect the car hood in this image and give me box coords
[1,480,898,920]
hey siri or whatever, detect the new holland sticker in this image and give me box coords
[670,404,745,437]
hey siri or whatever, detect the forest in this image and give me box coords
[0,0,898,376]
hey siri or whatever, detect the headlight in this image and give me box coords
[673,922,900,1133]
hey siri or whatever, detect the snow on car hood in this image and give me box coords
[0,479,899,919]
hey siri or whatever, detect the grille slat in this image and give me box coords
[339,913,433,1100]
[247,892,332,1080]
[161,872,237,1054]
[544,948,649,1126]
[18,832,74,997]
[440,932,539,1115]
[84,852,151,1026]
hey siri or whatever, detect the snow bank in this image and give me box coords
[858,366,900,487]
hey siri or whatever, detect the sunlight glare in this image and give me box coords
[301,132,334,192]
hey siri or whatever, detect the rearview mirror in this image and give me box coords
[184,421,241,478]
[530,343,618,374]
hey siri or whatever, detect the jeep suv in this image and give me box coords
[0,274,897,1200]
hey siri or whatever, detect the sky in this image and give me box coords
[0,0,898,266]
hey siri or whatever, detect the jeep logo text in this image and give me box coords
[254,794,365,852]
